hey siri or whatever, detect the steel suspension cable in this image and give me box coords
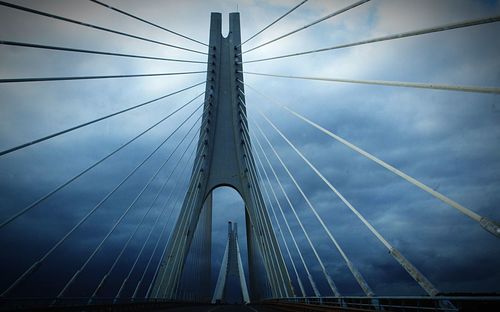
[55,104,204,301]
[0,41,206,64]
[148,132,208,298]
[243,82,500,239]
[254,160,313,298]
[92,135,201,302]
[239,0,309,47]
[166,189,200,298]
[248,207,282,297]
[175,182,204,298]
[182,192,203,300]
[153,167,205,298]
[241,171,283,298]
[239,126,285,297]
[244,15,500,63]
[0,81,205,158]
[194,201,212,301]
[130,143,197,299]
[241,0,370,55]
[257,109,384,297]
[162,129,214,298]
[240,121,306,296]
[239,102,286,297]
[152,168,204,299]
[240,104,314,297]
[247,120,323,297]
[254,99,441,296]
[114,118,205,301]
[254,118,348,296]
[162,153,212,298]
[136,143,204,299]
[0,70,205,84]
[242,71,500,95]
[241,144,286,297]
[150,185,198,298]
[164,130,212,298]
[89,0,208,47]
[254,150,307,297]
[0,1,207,55]
[0,89,205,231]
[0,95,204,297]
[241,109,327,297]
[255,107,377,296]
[239,100,297,297]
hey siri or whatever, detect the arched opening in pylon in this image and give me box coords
[176,186,259,303]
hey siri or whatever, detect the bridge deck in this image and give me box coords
[4,301,500,312]
[0,302,367,312]
[112,304,364,312]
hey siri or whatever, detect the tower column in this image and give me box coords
[212,222,250,303]
[150,12,294,300]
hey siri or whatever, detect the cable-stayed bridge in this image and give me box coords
[0,1,499,311]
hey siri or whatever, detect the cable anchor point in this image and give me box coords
[480,217,500,238]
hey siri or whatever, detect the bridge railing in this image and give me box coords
[265,296,500,312]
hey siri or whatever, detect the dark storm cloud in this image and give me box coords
[1,0,499,302]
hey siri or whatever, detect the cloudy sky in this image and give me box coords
[0,0,499,302]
